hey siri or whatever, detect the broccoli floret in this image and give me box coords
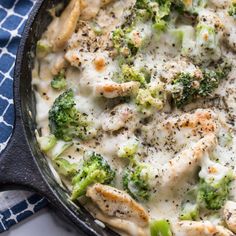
[51,70,67,90]
[150,219,173,236]
[71,152,115,200]
[54,158,78,177]
[197,174,233,210]
[112,28,126,54]
[36,39,52,58]
[199,63,231,96]
[228,1,236,19]
[169,63,231,108]
[37,134,57,152]
[136,83,166,111]
[169,73,198,108]
[121,65,148,86]
[135,0,172,32]
[152,1,172,32]
[180,188,199,221]
[49,89,95,141]
[117,138,139,159]
[123,163,152,201]
[136,0,150,9]
[36,132,72,157]
[197,159,234,210]
[112,21,152,59]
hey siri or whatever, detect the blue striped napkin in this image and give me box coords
[0,0,48,232]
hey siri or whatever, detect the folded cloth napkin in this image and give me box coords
[0,0,48,232]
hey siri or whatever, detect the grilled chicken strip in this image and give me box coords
[160,133,217,188]
[86,183,149,227]
[224,201,236,233]
[173,221,235,236]
[43,0,81,51]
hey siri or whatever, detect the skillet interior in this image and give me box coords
[17,0,118,235]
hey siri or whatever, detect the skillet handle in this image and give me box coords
[0,114,48,193]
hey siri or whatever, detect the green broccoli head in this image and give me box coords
[136,83,166,111]
[49,89,95,142]
[123,163,151,201]
[51,70,67,90]
[36,39,52,58]
[198,63,232,96]
[197,173,233,210]
[169,73,199,108]
[152,0,172,32]
[135,0,172,32]
[169,63,231,108]
[121,65,148,86]
[112,28,126,54]
[228,1,236,19]
[71,152,115,200]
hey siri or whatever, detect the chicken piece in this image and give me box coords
[66,21,110,54]
[80,0,114,20]
[101,104,135,131]
[43,0,81,51]
[160,134,217,187]
[173,221,235,236]
[224,201,236,233]
[86,183,149,227]
[94,81,140,98]
[143,109,218,151]
[88,208,148,236]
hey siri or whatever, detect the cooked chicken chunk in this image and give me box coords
[101,104,136,131]
[86,207,148,236]
[143,109,218,151]
[224,201,236,233]
[160,134,217,187]
[174,221,235,236]
[86,183,149,227]
[94,81,140,98]
[43,0,81,51]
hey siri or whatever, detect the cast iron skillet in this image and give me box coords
[0,1,118,235]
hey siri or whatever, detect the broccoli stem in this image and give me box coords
[150,219,173,236]
[71,170,101,200]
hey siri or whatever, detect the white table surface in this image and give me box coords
[1,208,78,236]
